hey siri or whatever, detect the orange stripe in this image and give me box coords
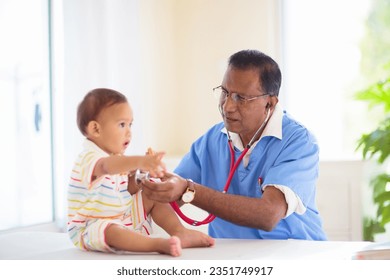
[135,193,141,223]
[76,212,123,219]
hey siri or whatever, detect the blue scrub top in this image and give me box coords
[174,111,327,240]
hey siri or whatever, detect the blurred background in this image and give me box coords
[1,0,389,241]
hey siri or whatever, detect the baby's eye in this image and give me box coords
[119,122,126,128]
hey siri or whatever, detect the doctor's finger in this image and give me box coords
[141,180,170,191]
[142,185,178,203]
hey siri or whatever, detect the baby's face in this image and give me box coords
[95,102,133,155]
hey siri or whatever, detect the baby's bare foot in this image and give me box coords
[157,236,182,257]
[169,236,182,257]
[175,229,215,249]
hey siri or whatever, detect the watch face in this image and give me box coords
[182,191,194,203]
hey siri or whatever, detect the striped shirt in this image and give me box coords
[67,140,142,249]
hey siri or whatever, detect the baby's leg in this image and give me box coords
[147,200,215,249]
[105,224,182,257]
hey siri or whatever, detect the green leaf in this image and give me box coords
[380,205,390,227]
[363,217,385,241]
[374,191,390,205]
[372,173,390,200]
[356,117,390,163]
[355,78,390,112]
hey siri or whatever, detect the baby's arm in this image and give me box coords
[93,152,166,181]
[127,172,140,195]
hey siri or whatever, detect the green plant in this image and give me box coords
[356,75,390,241]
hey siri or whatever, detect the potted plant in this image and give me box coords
[356,73,390,241]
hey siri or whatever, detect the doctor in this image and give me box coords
[141,49,326,240]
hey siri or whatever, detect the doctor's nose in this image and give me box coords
[222,95,237,113]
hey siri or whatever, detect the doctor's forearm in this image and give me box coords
[192,183,286,231]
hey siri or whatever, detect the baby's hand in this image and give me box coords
[143,148,166,178]
[146,147,154,156]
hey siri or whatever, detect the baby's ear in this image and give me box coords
[86,121,100,137]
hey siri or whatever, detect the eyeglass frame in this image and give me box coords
[212,85,269,105]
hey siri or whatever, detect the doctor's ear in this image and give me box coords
[86,121,100,137]
[265,96,278,110]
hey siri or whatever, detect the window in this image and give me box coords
[282,0,371,160]
[0,0,53,230]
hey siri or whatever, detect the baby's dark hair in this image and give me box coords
[228,49,282,97]
[77,88,128,136]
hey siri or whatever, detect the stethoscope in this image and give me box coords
[169,105,272,226]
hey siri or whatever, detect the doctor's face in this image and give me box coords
[220,66,270,146]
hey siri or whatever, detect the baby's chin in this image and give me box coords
[109,149,125,156]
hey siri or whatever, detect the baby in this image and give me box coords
[67,88,214,256]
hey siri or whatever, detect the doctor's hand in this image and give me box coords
[141,172,187,203]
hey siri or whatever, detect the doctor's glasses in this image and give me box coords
[212,86,269,106]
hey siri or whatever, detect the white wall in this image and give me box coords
[316,160,369,241]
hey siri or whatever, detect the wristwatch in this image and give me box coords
[181,179,195,203]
